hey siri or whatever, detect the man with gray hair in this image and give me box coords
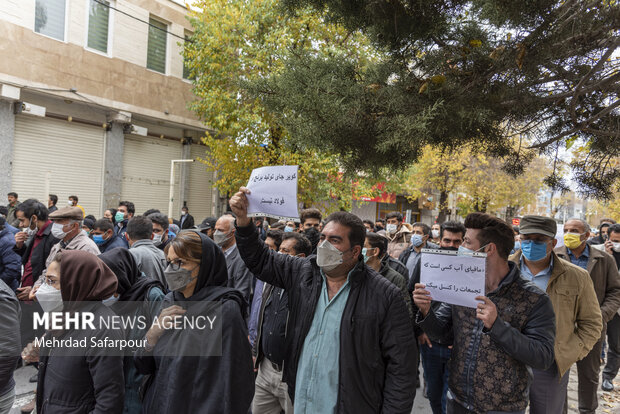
[215,214,254,303]
[555,217,620,414]
[29,206,100,297]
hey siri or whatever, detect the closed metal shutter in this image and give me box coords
[12,115,105,216]
[186,144,215,221]
[121,135,182,216]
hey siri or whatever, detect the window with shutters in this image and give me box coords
[87,0,110,53]
[147,17,167,74]
[34,0,66,41]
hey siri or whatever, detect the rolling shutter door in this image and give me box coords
[186,144,215,220]
[12,115,105,216]
[121,135,182,216]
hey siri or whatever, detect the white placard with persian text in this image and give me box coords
[246,165,299,220]
[420,249,486,308]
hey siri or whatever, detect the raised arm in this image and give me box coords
[230,188,305,291]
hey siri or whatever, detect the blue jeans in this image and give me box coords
[420,341,451,414]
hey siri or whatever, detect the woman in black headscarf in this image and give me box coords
[98,248,165,414]
[134,230,254,413]
[30,250,125,413]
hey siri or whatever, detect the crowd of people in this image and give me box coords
[0,189,619,414]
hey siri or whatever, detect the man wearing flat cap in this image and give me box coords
[28,206,100,298]
[509,215,602,414]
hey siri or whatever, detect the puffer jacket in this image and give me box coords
[418,262,555,413]
[236,221,417,414]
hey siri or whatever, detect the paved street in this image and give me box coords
[10,363,620,413]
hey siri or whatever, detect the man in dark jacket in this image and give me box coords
[13,201,60,300]
[0,279,20,413]
[0,217,21,292]
[414,212,556,413]
[180,206,195,230]
[399,222,438,281]
[230,188,417,414]
[92,219,126,253]
[253,231,312,414]
[115,200,134,248]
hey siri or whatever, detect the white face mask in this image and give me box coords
[36,283,63,313]
[613,242,620,253]
[213,230,232,247]
[316,240,344,272]
[431,229,440,239]
[102,295,119,306]
[152,233,162,246]
[181,211,187,216]
[51,222,70,239]
[67,200,74,206]
[386,223,398,234]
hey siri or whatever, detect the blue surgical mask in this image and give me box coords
[520,240,549,262]
[93,235,105,245]
[513,241,521,251]
[411,234,424,247]
[362,247,370,263]
[285,226,294,233]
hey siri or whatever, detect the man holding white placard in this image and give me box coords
[230,186,417,414]
[414,212,556,414]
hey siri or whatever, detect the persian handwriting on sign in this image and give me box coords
[420,252,486,309]
[246,165,299,220]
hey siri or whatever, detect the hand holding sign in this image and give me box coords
[229,187,251,227]
[245,166,299,220]
[419,249,486,308]
[475,296,497,329]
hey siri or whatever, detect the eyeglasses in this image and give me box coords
[167,258,189,271]
[45,276,60,287]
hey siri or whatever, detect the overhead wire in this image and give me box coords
[92,0,191,42]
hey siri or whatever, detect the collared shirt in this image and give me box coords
[520,255,554,291]
[405,248,421,277]
[261,286,288,365]
[224,243,237,258]
[294,271,352,414]
[567,245,590,270]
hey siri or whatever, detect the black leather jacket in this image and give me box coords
[236,222,418,414]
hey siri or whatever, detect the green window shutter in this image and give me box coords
[147,18,167,73]
[87,0,110,53]
[35,0,66,41]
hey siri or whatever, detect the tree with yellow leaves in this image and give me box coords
[404,145,552,221]
[184,0,383,211]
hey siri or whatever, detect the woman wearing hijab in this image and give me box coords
[134,230,254,413]
[31,250,125,413]
[98,247,165,414]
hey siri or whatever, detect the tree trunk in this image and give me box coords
[436,190,449,223]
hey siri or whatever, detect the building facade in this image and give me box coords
[0,0,218,220]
